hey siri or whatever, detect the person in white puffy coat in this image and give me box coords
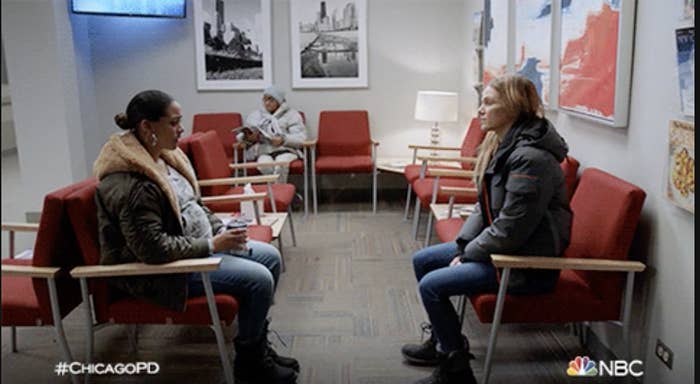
[237,86,307,183]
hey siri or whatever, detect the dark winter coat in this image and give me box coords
[455,116,572,294]
[93,132,224,312]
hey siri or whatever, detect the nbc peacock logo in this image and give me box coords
[567,356,598,376]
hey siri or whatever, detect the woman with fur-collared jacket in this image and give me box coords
[236,85,307,183]
[93,90,298,384]
[401,75,573,384]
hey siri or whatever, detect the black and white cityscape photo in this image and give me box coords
[195,0,271,89]
[291,0,367,87]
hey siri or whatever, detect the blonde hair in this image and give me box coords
[474,75,544,185]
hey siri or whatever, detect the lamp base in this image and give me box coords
[430,122,440,157]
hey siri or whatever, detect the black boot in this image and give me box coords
[234,336,297,384]
[264,319,300,372]
[413,348,477,384]
[402,323,474,366]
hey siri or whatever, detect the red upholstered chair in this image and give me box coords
[233,111,315,217]
[190,131,297,251]
[177,132,203,163]
[1,179,95,384]
[65,179,273,384]
[311,110,379,213]
[435,156,581,245]
[403,118,485,220]
[469,168,646,384]
[192,112,243,165]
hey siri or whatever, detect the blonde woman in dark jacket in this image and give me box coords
[94,90,298,384]
[401,76,572,384]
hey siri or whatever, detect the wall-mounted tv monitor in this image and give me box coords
[72,0,186,19]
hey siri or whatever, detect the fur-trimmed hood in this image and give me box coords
[93,131,198,223]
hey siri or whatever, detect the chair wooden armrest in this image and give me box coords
[416,155,477,164]
[1,264,60,278]
[201,192,267,204]
[371,140,380,146]
[302,139,317,147]
[232,142,247,149]
[408,144,462,151]
[426,169,474,178]
[198,174,279,187]
[70,258,223,279]
[440,186,478,196]
[490,255,646,272]
[229,161,291,170]
[1,222,40,232]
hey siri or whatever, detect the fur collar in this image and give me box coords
[93,131,199,223]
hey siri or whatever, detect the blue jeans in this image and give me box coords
[187,240,281,343]
[412,242,498,352]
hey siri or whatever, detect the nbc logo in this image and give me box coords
[567,356,598,376]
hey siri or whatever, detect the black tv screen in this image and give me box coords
[72,0,186,19]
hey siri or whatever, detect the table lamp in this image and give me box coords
[414,91,459,156]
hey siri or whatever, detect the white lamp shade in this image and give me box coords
[414,91,459,122]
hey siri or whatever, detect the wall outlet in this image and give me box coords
[654,339,674,369]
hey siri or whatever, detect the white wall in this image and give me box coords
[0,1,694,382]
[544,1,694,383]
[84,0,469,167]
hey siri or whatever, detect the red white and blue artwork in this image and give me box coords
[515,0,553,105]
[675,27,694,117]
[483,0,509,85]
[559,0,620,119]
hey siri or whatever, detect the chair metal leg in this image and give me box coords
[267,183,277,214]
[127,325,138,354]
[10,326,17,352]
[48,278,80,384]
[287,207,297,247]
[483,267,511,384]
[278,235,285,273]
[423,213,434,247]
[79,278,94,384]
[458,295,468,326]
[201,273,234,384]
[372,165,378,214]
[403,185,413,221]
[411,199,422,240]
[312,151,318,215]
[303,147,309,218]
[621,271,635,360]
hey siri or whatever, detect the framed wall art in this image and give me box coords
[675,27,694,117]
[514,0,554,106]
[483,0,511,85]
[558,0,636,127]
[666,120,695,214]
[193,0,272,90]
[290,0,368,88]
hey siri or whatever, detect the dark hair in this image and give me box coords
[114,90,174,130]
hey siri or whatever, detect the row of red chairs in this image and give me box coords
[1,179,277,384]
[190,110,379,216]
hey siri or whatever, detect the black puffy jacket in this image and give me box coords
[455,116,572,294]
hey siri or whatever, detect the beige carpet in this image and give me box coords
[1,202,616,383]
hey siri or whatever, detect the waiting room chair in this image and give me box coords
[1,179,95,384]
[232,111,316,217]
[189,131,297,249]
[192,112,244,165]
[403,118,485,220]
[310,110,379,214]
[64,179,274,384]
[469,168,646,384]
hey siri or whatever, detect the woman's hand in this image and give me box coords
[211,228,248,253]
[270,135,284,146]
[449,256,462,267]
